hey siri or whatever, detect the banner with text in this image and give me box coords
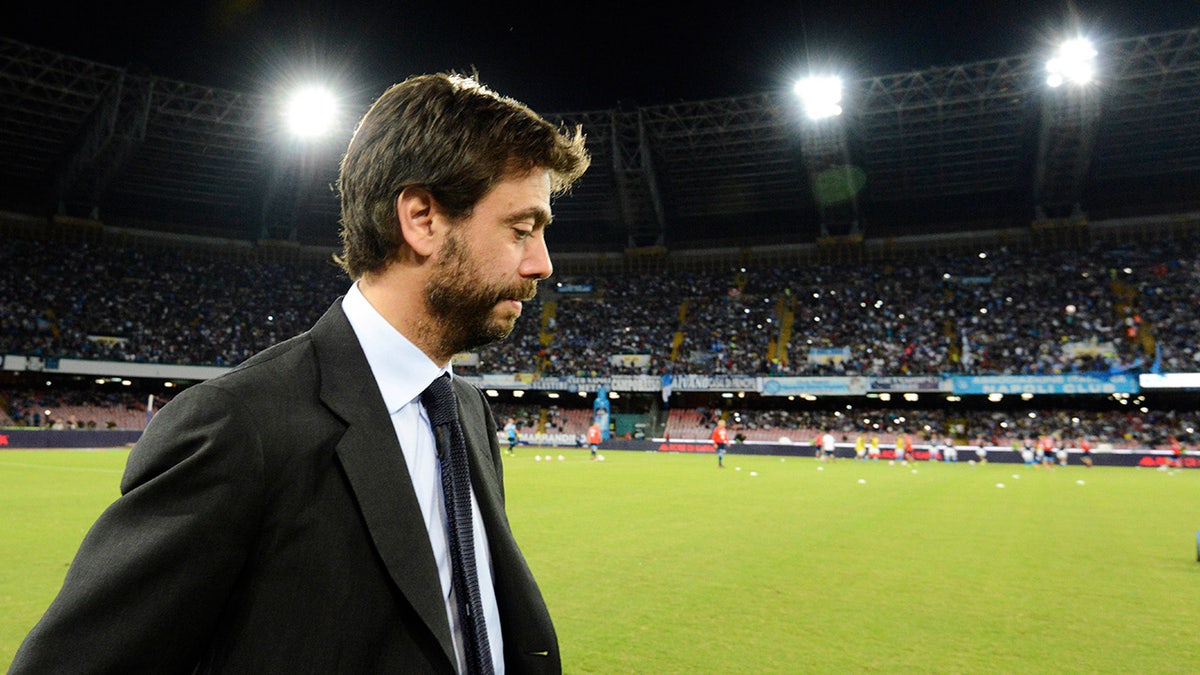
[760,377,868,396]
[868,376,949,392]
[609,354,652,368]
[949,373,1140,395]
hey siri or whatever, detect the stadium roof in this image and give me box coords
[2,12,1200,253]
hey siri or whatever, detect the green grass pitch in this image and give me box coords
[3,448,1198,673]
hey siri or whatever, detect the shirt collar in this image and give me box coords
[341,282,451,414]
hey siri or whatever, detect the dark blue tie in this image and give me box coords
[421,374,494,675]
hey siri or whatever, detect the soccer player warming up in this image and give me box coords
[1079,437,1093,467]
[587,422,602,460]
[712,419,729,468]
[504,417,519,456]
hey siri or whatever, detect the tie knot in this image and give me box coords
[421,373,458,427]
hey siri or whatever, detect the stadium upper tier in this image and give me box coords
[2,222,1196,377]
[1,29,1199,251]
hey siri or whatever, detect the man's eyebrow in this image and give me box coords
[504,206,552,228]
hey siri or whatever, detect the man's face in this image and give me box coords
[425,169,553,356]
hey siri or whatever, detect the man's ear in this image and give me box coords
[396,186,438,258]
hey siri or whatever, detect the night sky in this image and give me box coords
[9,1,1200,114]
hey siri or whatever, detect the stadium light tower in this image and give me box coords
[794,76,843,120]
[262,83,344,241]
[283,85,340,138]
[793,71,861,240]
[1046,38,1097,88]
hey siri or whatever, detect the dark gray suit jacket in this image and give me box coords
[10,300,559,674]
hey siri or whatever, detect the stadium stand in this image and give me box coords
[2,217,1198,448]
[3,30,1200,452]
[3,388,161,430]
[6,223,1197,378]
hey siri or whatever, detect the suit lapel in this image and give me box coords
[310,300,458,668]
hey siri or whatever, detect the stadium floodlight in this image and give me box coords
[284,86,339,138]
[794,76,843,120]
[1046,38,1097,87]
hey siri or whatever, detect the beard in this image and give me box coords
[425,230,538,357]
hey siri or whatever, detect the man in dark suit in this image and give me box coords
[10,73,590,674]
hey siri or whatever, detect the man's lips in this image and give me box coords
[500,287,538,312]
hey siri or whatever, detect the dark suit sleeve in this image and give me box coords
[10,385,265,674]
[476,387,506,503]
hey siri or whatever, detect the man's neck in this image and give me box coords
[356,273,451,367]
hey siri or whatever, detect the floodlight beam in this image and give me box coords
[794,76,844,121]
[284,86,339,138]
[1046,37,1098,88]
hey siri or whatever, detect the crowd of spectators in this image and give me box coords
[479,234,1200,378]
[3,229,1198,378]
[1,237,346,366]
[6,225,1196,451]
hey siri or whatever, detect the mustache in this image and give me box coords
[500,280,539,303]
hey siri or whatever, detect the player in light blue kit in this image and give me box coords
[504,417,519,456]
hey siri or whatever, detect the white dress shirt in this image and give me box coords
[342,282,504,674]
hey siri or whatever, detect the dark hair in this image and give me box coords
[335,73,590,279]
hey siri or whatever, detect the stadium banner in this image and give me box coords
[1,355,229,380]
[669,374,760,392]
[949,373,1140,395]
[760,377,867,396]
[609,353,651,368]
[608,375,661,392]
[555,283,594,294]
[496,432,583,447]
[458,373,661,392]
[1139,372,1200,389]
[868,376,949,392]
[806,347,850,365]
[0,429,142,449]
[460,373,521,388]
[53,358,228,380]
[1062,340,1116,359]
